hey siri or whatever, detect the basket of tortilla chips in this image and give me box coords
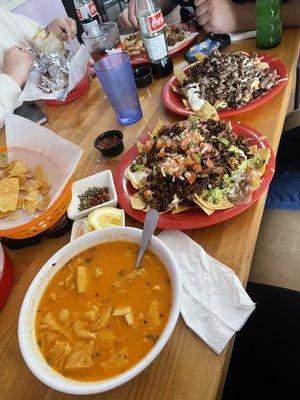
[0,115,82,239]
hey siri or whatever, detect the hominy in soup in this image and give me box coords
[35,241,172,382]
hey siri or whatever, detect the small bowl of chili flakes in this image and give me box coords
[67,170,117,220]
[94,130,124,157]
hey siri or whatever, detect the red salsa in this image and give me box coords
[98,135,121,150]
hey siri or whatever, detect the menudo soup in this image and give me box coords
[35,241,172,382]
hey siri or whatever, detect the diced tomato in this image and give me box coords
[157,147,165,158]
[144,140,153,151]
[156,139,165,149]
[165,139,172,148]
[192,163,202,173]
[143,190,153,201]
[185,172,196,185]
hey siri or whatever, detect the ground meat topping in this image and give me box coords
[129,117,254,212]
[178,50,277,110]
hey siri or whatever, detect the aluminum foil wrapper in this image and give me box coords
[33,51,73,93]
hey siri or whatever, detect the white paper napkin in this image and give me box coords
[158,230,255,354]
[230,30,256,42]
[19,45,90,102]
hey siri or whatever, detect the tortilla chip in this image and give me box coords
[9,160,29,176]
[250,174,261,192]
[213,100,228,110]
[171,83,179,93]
[193,193,233,211]
[193,194,215,215]
[130,193,147,210]
[24,200,38,214]
[27,179,42,191]
[150,120,165,138]
[0,177,19,212]
[25,190,39,202]
[197,101,219,122]
[183,99,192,110]
[0,171,6,180]
[136,141,144,153]
[171,204,192,214]
[17,175,27,187]
[37,195,50,211]
[195,53,206,62]
[248,147,271,176]
[125,167,147,190]
[0,211,11,219]
[249,145,258,154]
[7,210,21,221]
[17,194,26,210]
[174,69,187,84]
[34,165,51,195]
[257,61,269,70]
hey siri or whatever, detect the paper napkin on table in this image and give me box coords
[229,30,256,42]
[158,230,256,354]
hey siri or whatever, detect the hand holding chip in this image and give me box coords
[46,17,77,42]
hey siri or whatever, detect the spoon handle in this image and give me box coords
[135,209,159,268]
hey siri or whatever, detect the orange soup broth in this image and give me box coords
[35,241,172,382]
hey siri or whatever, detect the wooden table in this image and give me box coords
[1,28,299,400]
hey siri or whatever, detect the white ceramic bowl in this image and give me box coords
[67,170,117,220]
[18,227,182,395]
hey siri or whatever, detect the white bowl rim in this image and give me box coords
[18,227,182,395]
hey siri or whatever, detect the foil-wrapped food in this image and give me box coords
[31,28,73,93]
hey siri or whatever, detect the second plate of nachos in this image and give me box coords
[162,51,288,117]
[114,115,275,229]
[121,23,198,65]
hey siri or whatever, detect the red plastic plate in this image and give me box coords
[114,121,275,230]
[161,54,288,118]
[124,23,197,66]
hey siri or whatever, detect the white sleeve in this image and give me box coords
[0,74,22,129]
[8,11,40,40]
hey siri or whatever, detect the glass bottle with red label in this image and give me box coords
[136,0,173,78]
[74,0,101,32]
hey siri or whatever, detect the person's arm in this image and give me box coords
[159,0,177,16]
[0,46,33,129]
[281,0,300,28]
[118,0,176,30]
[3,9,40,41]
[0,74,22,129]
[195,0,300,34]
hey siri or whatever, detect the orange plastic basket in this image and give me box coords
[0,177,73,239]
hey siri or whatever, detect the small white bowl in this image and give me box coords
[67,170,117,220]
[70,209,125,242]
[18,227,182,395]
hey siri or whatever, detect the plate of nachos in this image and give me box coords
[162,51,288,117]
[114,114,275,229]
[121,23,198,65]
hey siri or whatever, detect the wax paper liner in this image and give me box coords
[0,114,83,230]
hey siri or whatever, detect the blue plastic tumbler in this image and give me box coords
[94,53,143,125]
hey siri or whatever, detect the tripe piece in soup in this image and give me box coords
[35,241,172,382]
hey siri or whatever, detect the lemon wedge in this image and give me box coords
[87,207,124,229]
